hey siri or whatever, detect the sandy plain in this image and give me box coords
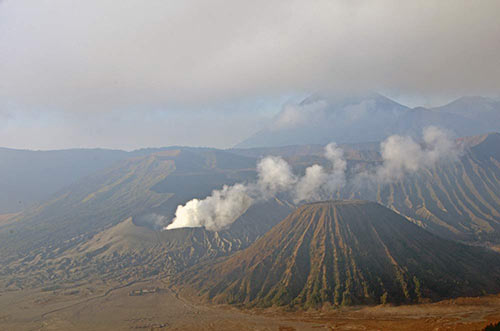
[1,278,500,330]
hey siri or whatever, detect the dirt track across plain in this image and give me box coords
[1,279,500,330]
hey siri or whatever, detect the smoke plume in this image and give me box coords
[294,143,346,202]
[166,143,347,231]
[165,157,297,231]
[256,156,297,197]
[166,126,459,231]
[166,183,252,231]
[358,126,461,184]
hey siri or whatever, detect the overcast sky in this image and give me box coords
[1,0,499,150]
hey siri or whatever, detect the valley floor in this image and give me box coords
[1,279,499,330]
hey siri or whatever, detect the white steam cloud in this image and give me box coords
[294,143,346,202]
[256,156,297,197]
[166,143,346,231]
[166,126,460,231]
[358,126,461,184]
[271,100,328,131]
[166,184,252,231]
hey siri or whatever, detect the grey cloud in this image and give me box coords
[0,1,499,149]
[1,0,499,112]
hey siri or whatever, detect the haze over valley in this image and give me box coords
[1,1,500,330]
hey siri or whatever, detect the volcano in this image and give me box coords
[178,200,500,308]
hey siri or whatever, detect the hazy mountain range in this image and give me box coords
[2,94,498,215]
[1,94,500,309]
[236,94,500,148]
[1,131,500,294]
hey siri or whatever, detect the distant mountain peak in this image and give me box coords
[300,92,403,108]
[235,94,411,148]
[236,92,500,148]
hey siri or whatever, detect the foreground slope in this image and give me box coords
[0,198,293,289]
[178,201,500,308]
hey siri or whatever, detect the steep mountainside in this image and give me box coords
[0,199,293,289]
[235,133,500,242]
[2,133,500,289]
[0,145,253,214]
[177,201,500,308]
[341,133,500,242]
[236,94,498,148]
[0,148,293,288]
[0,151,176,263]
[0,149,257,256]
[0,147,131,213]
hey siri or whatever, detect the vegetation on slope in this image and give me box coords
[178,201,500,308]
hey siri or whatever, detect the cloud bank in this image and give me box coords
[2,0,499,112]
[2,1,497,149]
